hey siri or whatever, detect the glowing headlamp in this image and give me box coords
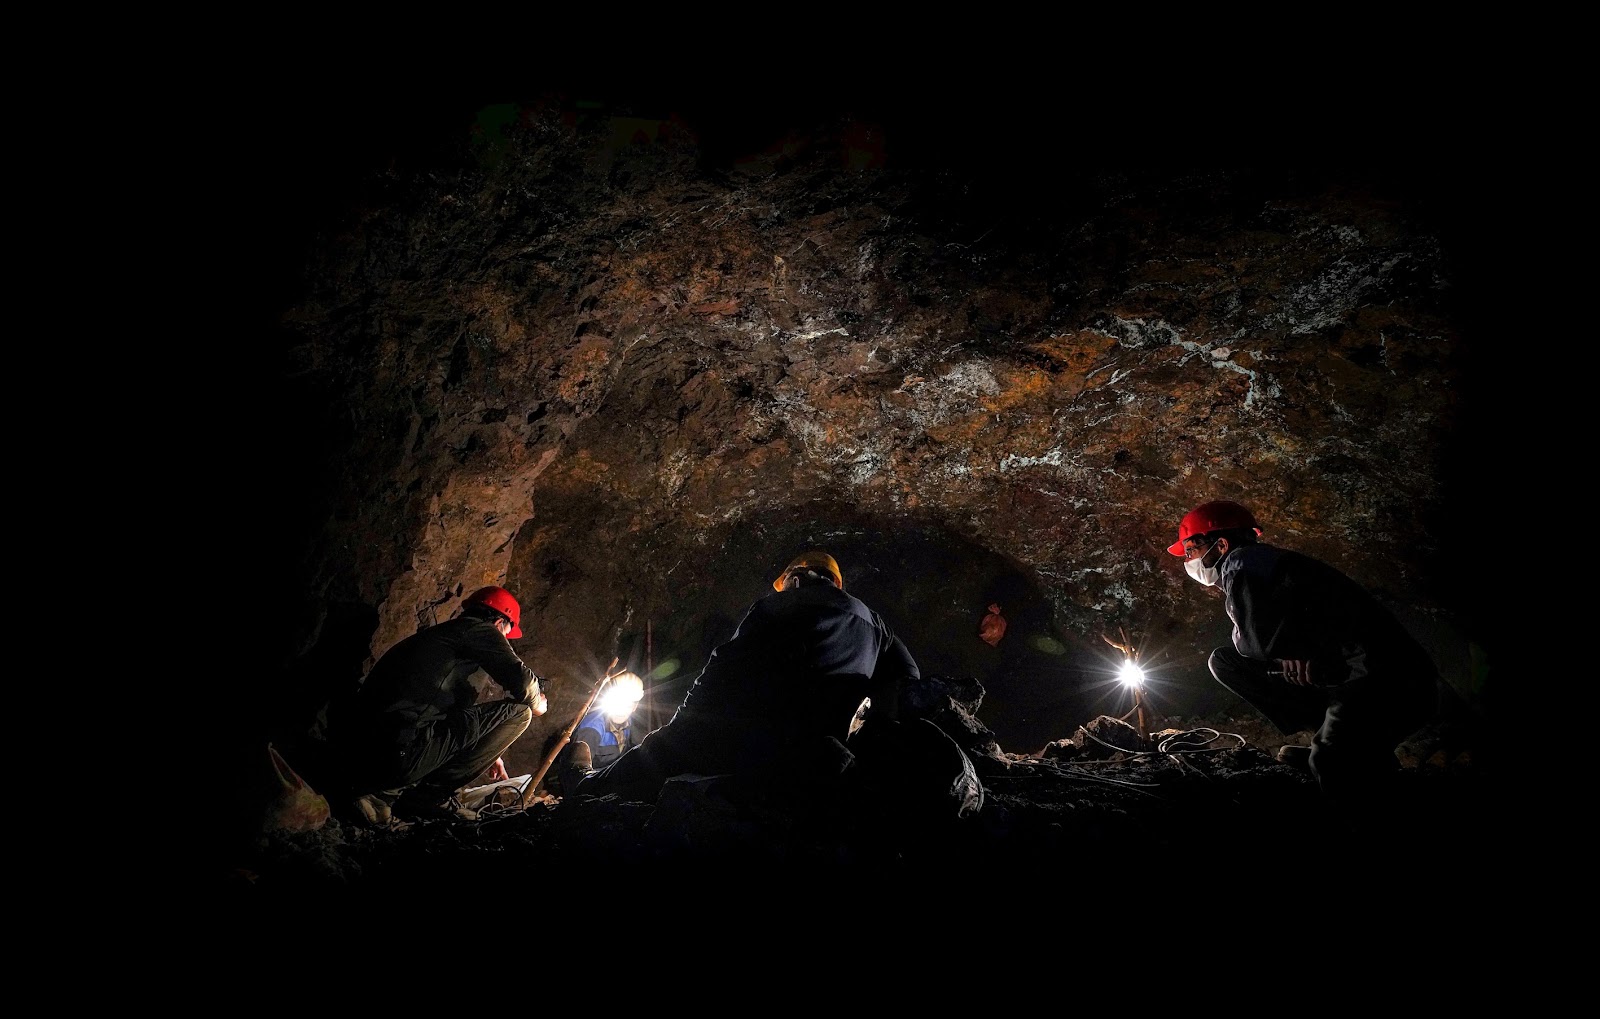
[598,671,644,725]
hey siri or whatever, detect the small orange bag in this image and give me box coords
[979,604,1007,647]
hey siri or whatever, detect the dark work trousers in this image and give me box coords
[579,672,877,805]
[1208,647,1436,801]
[360,700,533,807]
[576,711,761,804]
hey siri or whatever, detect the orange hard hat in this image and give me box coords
[1167,500,1262,556]
[465,585,523,638]
[773,550,844,591]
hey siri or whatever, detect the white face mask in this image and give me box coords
[1184,542,1223,587]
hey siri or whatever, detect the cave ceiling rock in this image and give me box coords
[275,110,1470,748]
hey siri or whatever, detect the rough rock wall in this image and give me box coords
[257,96,1491,762]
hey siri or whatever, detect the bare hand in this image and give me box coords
[1277,659,1314,687]
[530,690,549,716]
[485,758,510,782]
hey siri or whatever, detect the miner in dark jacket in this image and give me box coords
[577,550,922,807]
[1168,500,1438,801]
[329,585,549,824]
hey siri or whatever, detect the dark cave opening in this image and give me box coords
[515,505,1239,756]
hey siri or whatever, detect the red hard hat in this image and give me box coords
[1167,500,1262,556]
[465,585,523,638]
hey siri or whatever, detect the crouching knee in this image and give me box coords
[508,701,534,730]
[1207,646,1243,680]
[486,701,534,742]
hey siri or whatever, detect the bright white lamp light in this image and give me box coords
[598,671,645,724]
[1117,659,1145,689]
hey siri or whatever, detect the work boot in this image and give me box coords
[351,793,393,827]
[1276,744,1313,772]
[570,740,593,772]
[552,741,593,798]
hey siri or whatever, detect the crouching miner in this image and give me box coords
[1167,500,1439,818]
[326,585,549,824]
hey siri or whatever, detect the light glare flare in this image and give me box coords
[598,671,645,724]
[1117,659,1145,689]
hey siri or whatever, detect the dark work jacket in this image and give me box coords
[674,581,920,733]
[342,614,539,735]
[1218,543,1437,688]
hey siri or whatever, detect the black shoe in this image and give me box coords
[395,794,479,822]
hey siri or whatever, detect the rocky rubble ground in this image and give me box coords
[220,673,1500,928]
